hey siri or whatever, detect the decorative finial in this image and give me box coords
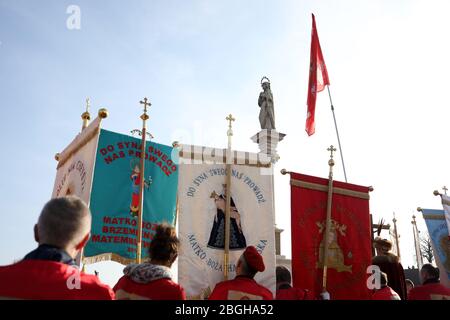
[327,145,336,167]
[140,97,151,120]
[443,186,448,195]
[226,114,235,137]
[98,108,108,119]
[433,190,441,196]
[81,97,92,130]
[86,98,90,113]
[392,212,397,223]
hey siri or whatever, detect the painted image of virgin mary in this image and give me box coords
[207,191,246,250]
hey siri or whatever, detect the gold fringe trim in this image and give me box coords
[290,179,370,200]
[82,253,137,266]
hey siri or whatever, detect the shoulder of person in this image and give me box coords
[79,272,115,299]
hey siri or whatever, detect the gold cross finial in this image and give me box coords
[85,97,91,113]
[140,97,151,114]
[327,145,337,159]
[443,186,448,195]
[226,114,235,129]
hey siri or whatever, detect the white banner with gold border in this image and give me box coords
[51,117,102,204]
[177,163,276,299]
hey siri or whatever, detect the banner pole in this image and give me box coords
[224,114,235,280]
[322,145,336,291]
[136,98,151,264]
[326,86,347,183]
[392,212,401,260]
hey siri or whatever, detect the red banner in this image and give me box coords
[306,14,330,136]
[290,172,372,300]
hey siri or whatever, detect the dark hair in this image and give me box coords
[276,266,292,285]
[380,272,388,286]
[421,263,440,279]
[149,223,179,264]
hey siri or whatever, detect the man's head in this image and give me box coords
[420,263,440,283]
[276,266,292,289]
[236,246,265,278]
[34,196,91,259]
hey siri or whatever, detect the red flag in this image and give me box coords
[306,14,330,136]
[289,172,372,300]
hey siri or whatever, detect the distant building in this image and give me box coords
[275,227,291,270]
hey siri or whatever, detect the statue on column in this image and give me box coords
[258,77,275,130]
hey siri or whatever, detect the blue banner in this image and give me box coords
[83,129,179,264]
[421,209,450,281]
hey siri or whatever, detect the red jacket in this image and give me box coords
[0,260,114,300]
[408,281,450,300]
[114,275,186,300]
[209,276,273,300]
[371,286,401,300]
[276,286,313,300]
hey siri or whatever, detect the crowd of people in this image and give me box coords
[0,196,449,300]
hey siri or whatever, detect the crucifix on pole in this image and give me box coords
[136,97,151,264]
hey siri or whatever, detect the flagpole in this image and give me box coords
[136,97,151,264]
[326,86,348,183]
[411,214,423,270]
[224,114,235,280]
[322,145,336,292]
[392,212,401,260]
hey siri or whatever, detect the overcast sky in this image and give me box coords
[1,0,449,287]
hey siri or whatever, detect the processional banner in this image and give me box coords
[289,172,372,299]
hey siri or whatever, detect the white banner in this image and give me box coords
[441,194,450,239]
[52,117,101,205]
[178,163,276,299]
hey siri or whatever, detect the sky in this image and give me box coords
[1,0,450,287]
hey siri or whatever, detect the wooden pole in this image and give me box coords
[392,212,401,260]
[136,98,151,264]
[322,145,336,291]
[224,114,235,280]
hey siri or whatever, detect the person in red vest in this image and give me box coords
[209,246,273,300]
[408,264,450,300]
[0,196,114,299]
[371,272,401,300]
[113,223,185,300]
[275,266,313,300]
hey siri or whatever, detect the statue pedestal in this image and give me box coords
[251,129,286,164]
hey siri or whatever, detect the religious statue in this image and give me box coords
[207,189,247,250]
[258,77,275,130]
[316,219,352,273]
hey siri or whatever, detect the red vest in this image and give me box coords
[276,287,313,300]
[371,286,401,300]
[408,283,450,300]
[209,276,273,300]
[0,260,114,300]
[113,275,186,300]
